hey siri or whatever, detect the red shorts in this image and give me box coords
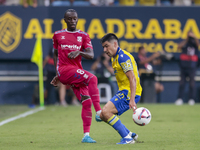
[58,66,94,101]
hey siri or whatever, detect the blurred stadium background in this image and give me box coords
[1,0,200,105]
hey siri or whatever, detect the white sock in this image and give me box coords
[128,131,133,136]
[124,134,132,139]
[84,132,89,137]
[96,110,102,116]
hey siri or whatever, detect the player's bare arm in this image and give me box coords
[43,55,50,68]
[126,70,137,112]
[178,40,188,49]
[53,49,58,72]
[189,32,199,47]
[50,49,60,87]
[139,52,160,65]
[68,47,94,59]
[80,47,94,59]
[102,59,114,74]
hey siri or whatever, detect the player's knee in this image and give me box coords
[81,95,90,102]
[90,75,98,85]
[101,106,110,119]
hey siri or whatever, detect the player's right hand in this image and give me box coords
[50,76,60,87]
[129,99,137,112]
[68,51,80,59]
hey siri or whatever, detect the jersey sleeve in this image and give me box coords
[118,54,133,73]
[52,33,58,50]
[82,33,93,50]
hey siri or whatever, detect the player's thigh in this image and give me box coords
[110,91,141,116]
[110,92,129,116]
[59,68,94,87]
[102,101,118,115]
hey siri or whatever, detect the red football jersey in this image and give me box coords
[52,29,93,70]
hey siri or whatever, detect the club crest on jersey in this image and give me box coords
[77,36,82,42]
[61,36,65,39]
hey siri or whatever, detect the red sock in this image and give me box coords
[88,76,101,112]
[81,98,92,133]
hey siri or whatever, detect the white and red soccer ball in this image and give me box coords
[132,107,151,126]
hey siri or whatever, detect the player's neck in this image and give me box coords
[66,28,78,32]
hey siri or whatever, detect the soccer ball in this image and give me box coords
[132,107,151,126]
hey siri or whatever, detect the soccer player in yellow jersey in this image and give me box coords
[97,33,142,144]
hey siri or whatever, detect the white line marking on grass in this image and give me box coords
[0,107,45,126]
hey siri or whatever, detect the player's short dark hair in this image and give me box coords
[138,46,144,51]
[100,33,119,44]
[64,9,77,18]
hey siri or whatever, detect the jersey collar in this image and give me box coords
[65,29,80,33]
[114,47,120,57]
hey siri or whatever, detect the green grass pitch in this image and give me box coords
[0,104,200,150]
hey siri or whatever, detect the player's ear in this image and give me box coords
[113,40,118,49]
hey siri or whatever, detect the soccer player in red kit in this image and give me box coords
[51,9,102,143]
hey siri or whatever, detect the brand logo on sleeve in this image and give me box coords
[87,41,92,47]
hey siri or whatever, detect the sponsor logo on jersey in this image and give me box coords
[0,12,21,53]
[61,36,65,39]
[61,44,81,50]
[77,36,82,42]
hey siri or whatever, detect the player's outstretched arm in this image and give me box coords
[139,52,160,65]
[178,40,187,49]
[68,48,94,60]
[53,49,58,72]
[80,48,94,59]
[126,70,137,112]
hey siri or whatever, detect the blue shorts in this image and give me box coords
[110,90,141,116]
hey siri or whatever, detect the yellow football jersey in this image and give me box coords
[111,47,142,98]
[139,0,156,5]
[119,0,135,6]
[194,0,200,4]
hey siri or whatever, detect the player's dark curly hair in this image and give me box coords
[100,33,119,44]
[64,9,77,18]
[138,46,144,51]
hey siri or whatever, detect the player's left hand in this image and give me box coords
[68,51,80,59]
[50,76,60,87]
[129,100,137,112]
